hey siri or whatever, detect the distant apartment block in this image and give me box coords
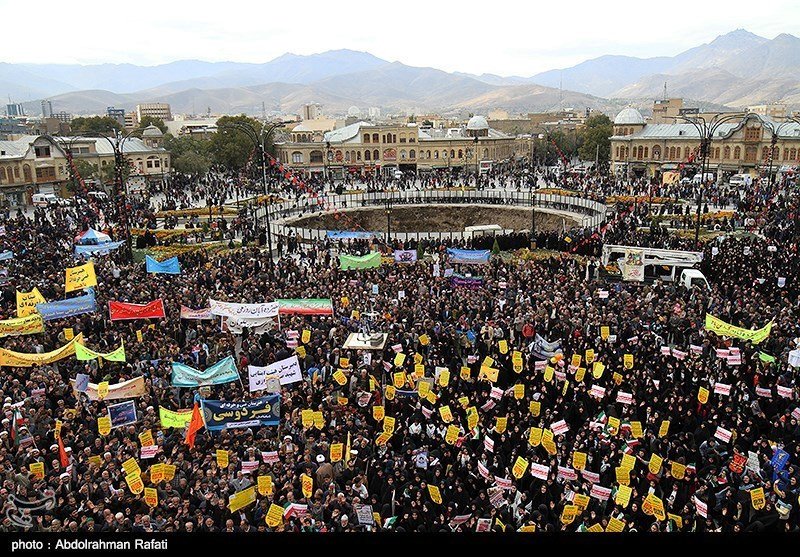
[5,103,24,117]
[302,103,323,120]
[107,106,126,126]
[136,103,172,122]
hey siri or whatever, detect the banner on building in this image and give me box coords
[621,249,645,282]
[171,355,240,387]
[339,252,382,270]
[201,395,281,430]
[109,299,166,321]
[36,292,97,321]
[71,376,146,401]
[705,314,772,344]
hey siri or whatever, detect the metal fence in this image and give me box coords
[265,190,607,243]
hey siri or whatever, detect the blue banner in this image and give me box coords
[771,448,790,481]
[74,241,125,256]
[0,251,14,261]
[326,230,374,240]
[201,395,280,430]
[35,292,97,321]
[446,248,490,264]
[451,273,484,288]
[145,255,181,275]
[171,355,240,387]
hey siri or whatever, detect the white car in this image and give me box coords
[32,193,70,207]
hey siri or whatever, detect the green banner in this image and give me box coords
[75,341,126,362]
[339,252,382,270]
[704,314,772,344]
[159,407,194,429]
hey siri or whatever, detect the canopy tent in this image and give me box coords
[75,228,112,246]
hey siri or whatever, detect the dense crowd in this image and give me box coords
[1,160,799,534]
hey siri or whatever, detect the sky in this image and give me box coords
[3,0,799,76]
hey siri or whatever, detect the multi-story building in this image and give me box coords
[107,107,126,126]
[5,103,25,117]
[0,126,170,206]
[275,115,517,178]
[136,103,172,122]
[124,112,138,131]
[610,107,800,181]
[41,100,53,118]
[302,104,324,121]
[52,111,71,123]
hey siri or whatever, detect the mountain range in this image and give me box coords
[4,29,799,118]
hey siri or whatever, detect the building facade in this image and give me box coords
[275,116,518,177]
[610,108,800,181]
[0,129,170,206]
[136,103,172,122]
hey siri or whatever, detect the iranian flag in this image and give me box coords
[277,299,334,315]
[284,503,309,518]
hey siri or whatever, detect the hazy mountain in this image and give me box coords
[667,29,769,73]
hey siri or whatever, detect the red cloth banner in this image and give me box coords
[109,300,166,321]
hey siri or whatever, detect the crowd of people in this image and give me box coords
[1,158,799,534]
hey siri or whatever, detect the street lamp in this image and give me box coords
[675,112,745,247]
[385,196,392,245]
[473,136,479,183]
[760,116,798,189]
[218,120,288,275]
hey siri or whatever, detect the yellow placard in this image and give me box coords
[437,370,450,387]
[445,424,460,445]
[301,409,314,429]
[394,353,406,367]
[575,367,586,382]
[671,461,686,480]
[63,327,74,341]
[88,455,102,468]
[418,380,430,397]
[428,484,442,504]
[301,329,311,344]
[458,396,470,408]
[16,288,46,318]
[513,384,525,399]
[375,432,391,446]
[296,345,306,358]
[621,453,636,471]
[480,366,499,382]
[512,456,529,479]
[460,366,471,380]
[419,334,430,346]
[439,405,453,423]
[649,453,663,475]
[372,405,385,422]
[529,400,541,416]
[138,430,154,447]
[467,410,478,431]
[29,462,45,479]
[615,484,632,507]
[562,380,569,395]
[750,487,765,510]
[162,464,176,482]
[266,503,284,528]
[571,354,582,368]
[333,369,347,386]
[705,314,772,345]
[413,353,423,365]
[658,420,670,438]
[561,504,578,525]
[98,416,111,436]
[668,513,683,529]
[383,416,396,434]
[300,473,313,498]
[122,457,140,477]
[544,365,554,382]
[149,463,164,483]
[600,326,610,340]
[384,385,396,400]
[339,357,350,368]
[498,340,509,354]
[257,475,273,496]
[698,387,709,404]
[393,371,406,388]
[65,261,97,293]
[125,472,144,494]
[607,416,620,434]
[630,421,643,438]
[483,356,494,368]
[495,416,508,434]
[616,466,630,486]
[606,517,625,532]
[144,487,158,508]
[592,361,605,379]
[585,349,595,364]
[97,382,109,400]
[623,354,633,369]
[572,451,587,470]
[612,372,623,385]
[216,449,229,469]
[136,330,143,343]
[313,411,325,429]
[528,427,543,446]
[573,493,590,510]
[330,443,344,462]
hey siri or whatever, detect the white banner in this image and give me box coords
[209,299,279,319]
[248,355,302,391]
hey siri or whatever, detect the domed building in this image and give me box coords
[613,108,645,137]
[466,115,490,138]
[141,124,164,148]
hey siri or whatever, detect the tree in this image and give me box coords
[210,114,270,170]
[70,116,122,135]
[73,159,97,182]
[174,152,211,175]
[549,129,581,162]
[578,114,613,166]
[138,116,167,134]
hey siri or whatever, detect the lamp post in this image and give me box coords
[676,112,745,247]
[218,120,288,275]
[760,117,797,189]
[473,136,479,184]
[385,195,392,245]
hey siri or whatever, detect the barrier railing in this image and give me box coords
[264,190,607,243]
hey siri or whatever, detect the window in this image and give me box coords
[791,148,797,161]
[434,151,439,159]
[684,147,690,159]
[23,165,31,181]
[483,148,489,158]
[744,127,761,141]
[345,151,351,162]
[34,146,51,158]
[147,160,153,168]
[373,150,379,160]
[450,149,455,159]
[399,134,406,143]
[392,134,397,143]
[409,137,415,143]
[365,150,371,161]
[292,152,303,164]
[310,151,324,163]
[400,150,407,160]
[410,149,416,159]
[458,149,463,158]
[35,167,56,180]
[356,151,361,161]
[363,134,370,143]
[714,147,719,159]
[762,146,769,161]
[426,150,431,159]
[734,146,741,159]
[0,167,6,183]
[643,147,648,158]
[372,134,379,143]
[652,146,661,160]
[724,146,730,159]
[382,135,386,143]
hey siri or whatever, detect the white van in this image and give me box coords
[728,174,753,187]
[692,173,715,185]
[32,193,68,207]
[679,269,710,290]
[87,191,110,202]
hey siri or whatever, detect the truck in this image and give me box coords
[601,244,704,284]
[728,174,753,187]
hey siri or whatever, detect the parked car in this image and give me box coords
[32,193,69,207]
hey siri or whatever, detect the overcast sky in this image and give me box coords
[4,0,798,75]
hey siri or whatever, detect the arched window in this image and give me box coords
[434,151,439,159]
[714,147,720,159]
[762,146,769,161]
[684,147,690,159]
[392,134,397,143]
[450,149,455,159]
[345,151,351,162]
[734,146,741,159]
[400,150,407,160]
[23,164,32,181]
[372,134,379,143]
[458,149,463,158]
[310,150,324,163]
[373,150,379,160]
[410,149,416,159]
[356,151,361,161]
[483,148,489,158]
[652,145,661,160]
[643,147,648,158]
[365,150,371,161]
[291,152,303,164]
[427,150,431,159]
[724,146,730,159]
[363,134,370,143]
[0,167,5,183]
[791,148,797,161]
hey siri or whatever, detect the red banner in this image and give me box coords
[109,300,166,321]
